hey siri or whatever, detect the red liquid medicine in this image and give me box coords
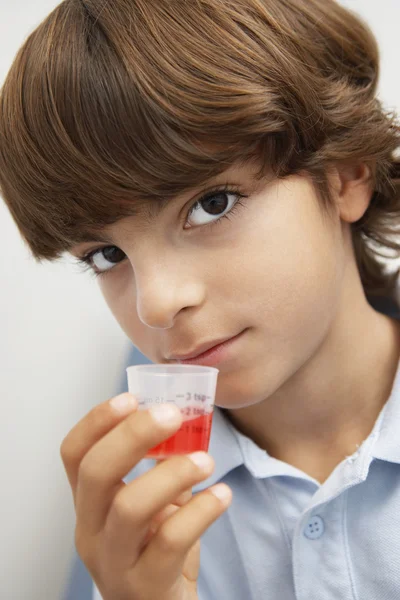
[145,411,214,458]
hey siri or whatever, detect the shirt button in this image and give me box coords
[303,515,325,540]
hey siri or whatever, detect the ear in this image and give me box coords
[332,162,374,223]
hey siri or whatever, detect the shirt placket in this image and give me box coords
[292,491,357,600]
[290,438,378,600]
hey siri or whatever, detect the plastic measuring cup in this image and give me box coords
[126,364,219,459]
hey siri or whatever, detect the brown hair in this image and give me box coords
[0,0,399,299]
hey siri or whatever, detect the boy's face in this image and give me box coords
[71,161,348,409]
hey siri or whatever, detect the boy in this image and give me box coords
[1,0,400,598]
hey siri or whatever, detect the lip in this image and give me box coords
[169,329,247,366]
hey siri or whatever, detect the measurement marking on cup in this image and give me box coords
[126,364,218,459]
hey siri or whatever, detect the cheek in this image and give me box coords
[236,187,343,360]
[254,225,342,330]
[214,205,345,408]
[99,275,148,344]
[250,177,343,325]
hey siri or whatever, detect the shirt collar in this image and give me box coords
[371,358,400,464]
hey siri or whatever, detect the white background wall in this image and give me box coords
[0,1,399,599]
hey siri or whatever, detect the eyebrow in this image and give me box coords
[77,230,115,245]
[76,198,172,245]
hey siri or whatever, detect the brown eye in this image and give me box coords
[186,191,239,227]
[202,193,229,214]
[91,246,126,272]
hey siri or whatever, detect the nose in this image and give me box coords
[134,256,205,329]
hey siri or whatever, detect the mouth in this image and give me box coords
[167,329,248,366]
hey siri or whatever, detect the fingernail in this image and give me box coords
[209,484,232,504]
[188,451,214,471]
[150,403,181,424]
[110,393,137,413]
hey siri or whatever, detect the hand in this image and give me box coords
[60,394,232,600]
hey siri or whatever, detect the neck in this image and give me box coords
[225,274,400,484]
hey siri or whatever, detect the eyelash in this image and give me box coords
[75,184,248,279]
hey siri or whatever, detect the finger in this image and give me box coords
[173,487,193,506]
[102,452,214,570]
[155,459,193,506]
[60,393,138,504]
[139,504,180,551]
[182,539,201,583]
[134,484,233,591]
[75,404,183,535]
[138,486,193,552]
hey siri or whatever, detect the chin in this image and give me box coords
[213,355,296,411]
[214,377,272,410]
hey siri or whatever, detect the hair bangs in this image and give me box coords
[0,0,304,259]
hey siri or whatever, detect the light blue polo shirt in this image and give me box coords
[94,358,400,600]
